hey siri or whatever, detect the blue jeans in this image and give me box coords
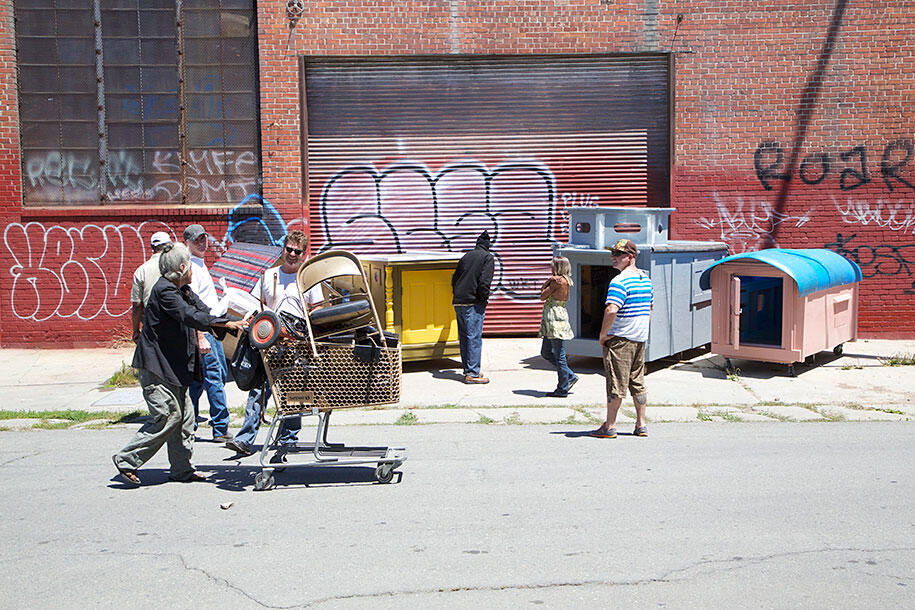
[541,337,578,393]
[232,383,300,452]
[189,334,230,437]
[455,303,486,377]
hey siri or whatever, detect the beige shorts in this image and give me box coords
[602,335,647,400]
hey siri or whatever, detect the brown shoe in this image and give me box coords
[464,375,490,384]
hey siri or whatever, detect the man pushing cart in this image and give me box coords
[233,243,405,491]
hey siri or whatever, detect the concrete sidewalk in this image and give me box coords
[0,338,913,428]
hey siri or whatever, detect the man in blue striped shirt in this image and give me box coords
[591,239,653,439]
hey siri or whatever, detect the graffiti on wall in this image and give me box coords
[24,149,259,204]
[754,140,915,192]
[695,193,813,252]
[4,221,172,321]
[826,232,915,294]
[3,196,296,322]
[314,159,558,300]
[833,197,915,235]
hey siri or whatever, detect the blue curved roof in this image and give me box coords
[699,249,862,296]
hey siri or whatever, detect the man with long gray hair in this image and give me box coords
[113,242,245,486]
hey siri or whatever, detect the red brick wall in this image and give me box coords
[2,1,912,345]
[257,0,912,337]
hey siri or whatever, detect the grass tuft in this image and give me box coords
[103,362,139,388]
[880,353,915,367]
[395,411,418,425]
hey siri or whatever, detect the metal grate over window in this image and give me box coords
[15,0,261,207]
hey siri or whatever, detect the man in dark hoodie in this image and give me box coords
[451,230,495,384]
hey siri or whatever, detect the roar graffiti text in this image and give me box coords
[755,140,915,192]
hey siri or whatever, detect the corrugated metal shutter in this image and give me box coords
[302,55,669,334]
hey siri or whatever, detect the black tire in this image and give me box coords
[375,464,394,484]
[833,344,844,356]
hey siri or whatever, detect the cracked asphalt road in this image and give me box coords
[2,423,913,608]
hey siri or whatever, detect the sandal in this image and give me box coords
[169,471,209,483]
[589,425,617,438]
[112,455,141,486]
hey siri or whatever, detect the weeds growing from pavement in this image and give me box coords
[475,415,494,424]
[880,353,915,366]
[504,412,522,425]
[697,411,713,421]
[103,362,139,388]
[395,411,418,425]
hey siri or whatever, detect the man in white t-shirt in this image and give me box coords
[184,224,232,442]
[130,231,172,342]
[226,230,324,457]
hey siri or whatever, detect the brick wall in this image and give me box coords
[1,1,912,345]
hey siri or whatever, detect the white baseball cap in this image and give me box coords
[150,231,171,247]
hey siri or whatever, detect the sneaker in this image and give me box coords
[568,376,579,392]
[213,434,233,443]
[546,389,569,398]
[633,426,648,437]
[589,425,617,438]
[464,375,490,384]
[225,439,254,457]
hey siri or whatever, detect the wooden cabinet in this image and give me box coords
[360,252,463,362]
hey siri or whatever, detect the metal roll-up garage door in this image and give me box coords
[302,55,670,334]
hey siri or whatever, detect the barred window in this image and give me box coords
[15,0,261,207]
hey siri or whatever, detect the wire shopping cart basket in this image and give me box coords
[248,250,405,490]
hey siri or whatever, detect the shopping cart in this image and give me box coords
[248,250,405,491]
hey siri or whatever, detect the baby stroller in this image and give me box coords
[246,250,405,490]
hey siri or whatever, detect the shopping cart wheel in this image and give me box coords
[833,343,843,356]
[253,471,275,491]
[375,463,394,484]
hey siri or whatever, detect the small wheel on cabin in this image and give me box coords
[375,464,394,484]
[724,358,733,372]
[787,364,797,377]
[253,471,275,491]
[833,343,844,356]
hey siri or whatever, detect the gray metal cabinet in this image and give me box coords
[558,207,727,362]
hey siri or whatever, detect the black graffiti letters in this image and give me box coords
[754,142,791,191]
[881,139,915,191]
[826,232,915,281]
[754,140,914,192]
[799,152,829,185]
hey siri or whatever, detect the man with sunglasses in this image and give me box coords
[225,230,323,457]
[591,238,653,439]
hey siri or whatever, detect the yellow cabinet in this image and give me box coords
[360,252,463,362]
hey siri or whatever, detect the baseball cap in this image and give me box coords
[183,224,207,241]
[609,238,638,257]
[150,231,171,248]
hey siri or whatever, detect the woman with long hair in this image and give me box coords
[538,256,579,397]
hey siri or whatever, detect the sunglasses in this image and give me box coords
[285,246,304,255]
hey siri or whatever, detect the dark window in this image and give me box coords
[16,0,261,206]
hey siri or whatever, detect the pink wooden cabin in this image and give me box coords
[699,249,862,375]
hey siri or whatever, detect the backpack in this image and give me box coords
[228,329,266,391]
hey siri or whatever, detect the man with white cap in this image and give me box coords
[131,231,172,342]
[183,223,232,443]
